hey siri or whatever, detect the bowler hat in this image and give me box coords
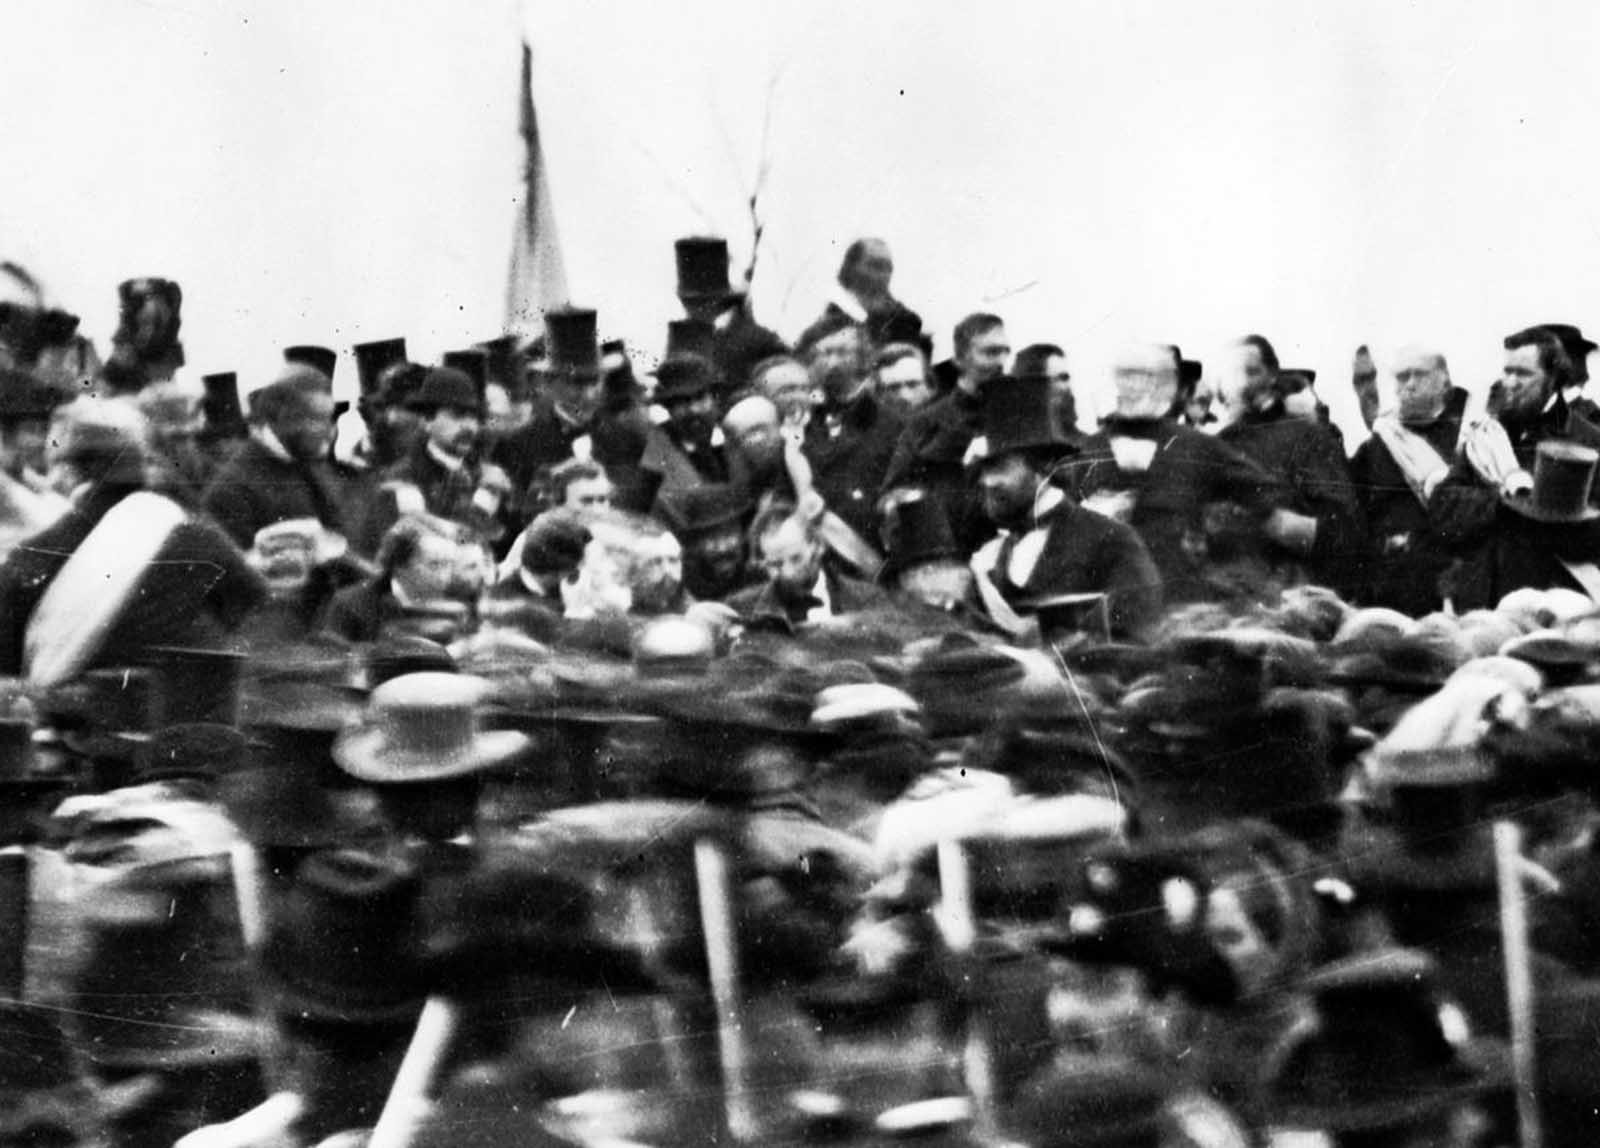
[262,848,426,1024]
[652,353,718,403]
[674,236,736,302]
[966,376,1075,468]
[352,338,408,398]
[406,366,482,415]
[542,307,601,381]
[200,371,247,437]
[1264,948,1509,1133]
[334,672,531,783]
[665,317,715,361]
[1502,439,1600,523]
[442,348,490,399]
[284,344,337,382]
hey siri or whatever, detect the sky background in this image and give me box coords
[6,1,1600,440]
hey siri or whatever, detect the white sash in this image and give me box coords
[24,491,188,689]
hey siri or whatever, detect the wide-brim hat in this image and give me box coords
[651,352,718,403]
[657,481,751,536]
[333,672,532,784]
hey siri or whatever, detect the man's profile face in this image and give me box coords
[1500,345,1551,422]
[563,473,613,514]
[876,356,932,414]
[275,389,337,461]
[425,404,482,458]
[1352,350,1380,429]
[957,325,1010,389]
[759,518,824,596]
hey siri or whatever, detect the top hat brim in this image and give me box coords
[333,727,533,784]
[1499,491,1600,524]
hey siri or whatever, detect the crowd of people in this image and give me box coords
[2,239,1600,1147]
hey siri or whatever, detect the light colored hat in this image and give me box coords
[333,672,531,783]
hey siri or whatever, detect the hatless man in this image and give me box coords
[1350,345,1468,614]
[874,343,935,417]
[797,318,905,544]
[1012,342,1078,437]
[1063,342,1296,605]
[1351,345,1381,433]
[797,237,923,351]
[1212,335,1366,597]
[202,365,356,550]
[727,503,887,627]
[753,354,817,429]
[881,312,1011,552]
[0,398,265,679]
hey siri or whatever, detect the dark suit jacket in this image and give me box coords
[488,399,588,500]
[978,498,1163,640]
[880,387,990,552]
[803,390,904,544]
[201,437,352,549]
[1349,411,1464,614]
[1062,419,1287,605]
[712,306,788,396]
[0,484,266,674]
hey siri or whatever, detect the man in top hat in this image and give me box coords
[674,235,788,397]
[1061,342,1297,606]
[966,375,1162,641]
[882,311,1012,554]
[639,351,732,513]
[0,396,265,684]
[371,365,517,555]
[1210,334,1366,598]
[1431,326,1600,607]
[1351,344,1472,614]
[202,364,358,550]
[345,338,417,471]
[796,237,924,353]
[490,307,607,500]
[795,317,905,546]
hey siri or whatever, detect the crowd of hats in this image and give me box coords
[15,572,1600,1144]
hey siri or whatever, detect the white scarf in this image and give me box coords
[24,490,189,688]
[1371,416,1451,506]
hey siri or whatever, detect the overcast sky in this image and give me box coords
[6,1,1600,438]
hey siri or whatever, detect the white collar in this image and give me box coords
[252,425,294,463]
[805,570,834,623]
[828,285,870,323]
[517,567,550,596]
[426,441,468,473]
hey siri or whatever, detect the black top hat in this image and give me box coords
[1179,359,1203,389]
[883,492,963,576]
[284,344,338,382]
[652,353,718,403]
[263,848,427,1025]
[476,334,523,388]
[200,371,247,436]
[970,376,1075,467]
[148,645,247,731]
[1502,439,1600,523]
[219,724,382,847]
[1265,948,1509,1133]
[674,236,736,302]
[441,349,490,400]
[351,338,408,398]
[406,366,482,415]
[544,307,601,380]
[132,721,249,786]
[665,317,716,360]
